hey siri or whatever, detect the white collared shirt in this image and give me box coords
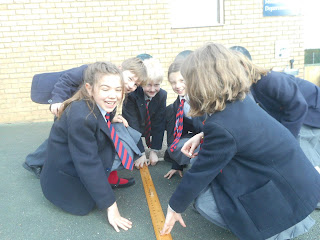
[179,95,191,119]
[97,104,108,123]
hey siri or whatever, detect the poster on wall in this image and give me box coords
[263,0,302,17]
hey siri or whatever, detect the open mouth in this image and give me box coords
[105,101,117,108]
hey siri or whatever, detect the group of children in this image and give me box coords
[24,43,320,239]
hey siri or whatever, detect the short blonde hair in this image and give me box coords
[143,58,164,84]
[181,43,251,116]
[121,57,148,87]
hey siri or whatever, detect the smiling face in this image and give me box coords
[168,71,186,97]
[122,70,140,93]
[143,80,161,98]
[85,74,122,113]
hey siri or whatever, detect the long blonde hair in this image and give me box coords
[181,43,252,116]
[58,61,124,118]
[231,50,268,84]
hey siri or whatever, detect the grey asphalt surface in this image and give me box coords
[0,122,319,240]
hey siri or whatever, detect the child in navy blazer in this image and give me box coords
[24,57,147,188]
[161,43,320,240]
[164,56,205,179]
[122,57,167,168]
[231,47,320,168]
[41,62,139,232]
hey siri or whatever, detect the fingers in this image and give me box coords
[164,170,176,179]
[178,171,183,178]
[111,223,120,232]
[50,106,58,116]
[178,216,187,228]
[116,217,133,231]
[110,217,132,232]
[122,118,129,127]
[160,223,174,235]
[150,159,158,166]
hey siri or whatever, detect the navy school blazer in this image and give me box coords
[122,87,167,151]
[40,100,117,216]
[251,71,320,137]
[31,65,88,104]
[169,96,320,240]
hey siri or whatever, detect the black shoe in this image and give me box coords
[22,162,42,179]
[110,177,135,189]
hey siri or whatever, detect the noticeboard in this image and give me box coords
[263,0,301,17]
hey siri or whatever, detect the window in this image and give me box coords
[305,49,320,65]
[170,0,224,28]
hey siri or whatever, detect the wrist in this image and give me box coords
[168,204,176,213]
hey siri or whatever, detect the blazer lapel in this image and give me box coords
[94,106,111,138]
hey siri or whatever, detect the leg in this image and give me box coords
[23,138,48,178]
[298,125,320,167]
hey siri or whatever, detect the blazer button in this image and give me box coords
[106,168,111,172]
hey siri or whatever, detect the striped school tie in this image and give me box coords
[170,99,185,152]
[144,99,151,148]
[105,113,133,170]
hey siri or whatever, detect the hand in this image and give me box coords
[107,202,132,232]
[134,154,149,169]
[112,115,129,127]
[149,150,159,166]
[181,132,204,158]
[50,103,63,116]
[164,169,183,179]
[160,205,186,235]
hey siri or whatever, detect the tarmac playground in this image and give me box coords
[0,121,319,240]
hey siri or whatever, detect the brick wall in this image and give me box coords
[0,0,304,123]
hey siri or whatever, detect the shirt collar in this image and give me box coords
[97,104,108,122]
[144,94,152,102]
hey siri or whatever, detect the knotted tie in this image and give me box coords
[144,99,151,148]
[170,99,185,152]
[105,113,133,170]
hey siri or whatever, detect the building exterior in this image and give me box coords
[0,0,305,123]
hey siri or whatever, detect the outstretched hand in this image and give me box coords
[160,205,186,235]
[181,132,204,158]
[164,169,183,179]
[107,202,132,232]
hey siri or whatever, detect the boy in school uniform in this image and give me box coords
[164,56,205,179]
[24,57,147,188]
[122,57,167,167]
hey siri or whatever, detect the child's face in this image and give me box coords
[86,74,122,113]
[169,71,186,96]
[122,70,140,93]
[143,81,161,98]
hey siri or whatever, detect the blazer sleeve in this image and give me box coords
[150,89,167,150]
[255,72,308,137]
[67,107,116,210]
[51,65,87,104]
[169,121,237,213]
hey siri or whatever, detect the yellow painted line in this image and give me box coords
[140,165,173,240]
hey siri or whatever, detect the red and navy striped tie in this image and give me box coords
[144,99,151,148]
[170,99,185,152]
[105,113,133,170]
